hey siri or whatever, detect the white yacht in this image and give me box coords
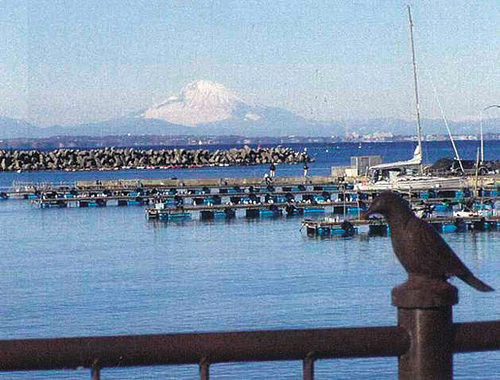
[355,7,467,193]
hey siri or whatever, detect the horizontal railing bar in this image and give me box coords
[0,326,409,372]
[454,321,500,353]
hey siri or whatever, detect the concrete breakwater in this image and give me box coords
[0,146,310,172]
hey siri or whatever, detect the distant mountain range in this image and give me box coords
[0,80,498,139]
[0,117,42,139]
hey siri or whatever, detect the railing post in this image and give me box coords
[199,357,210,380]
[392,276,458,380]
[91,359,100,380]
[303,352,315,380]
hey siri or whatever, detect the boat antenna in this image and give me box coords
[407,5,423,174]
[480,105,500,164]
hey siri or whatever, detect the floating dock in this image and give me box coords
[8,174,500,200]
[3,176,498,220]
[146,200,357,221]
[301,215,500,237]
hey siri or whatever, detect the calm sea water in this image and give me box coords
[0,141,499,379]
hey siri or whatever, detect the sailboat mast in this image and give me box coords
[408,6,423,174]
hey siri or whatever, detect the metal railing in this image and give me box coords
[1,280,499,379]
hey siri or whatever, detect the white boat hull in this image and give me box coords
[354,176,467,192]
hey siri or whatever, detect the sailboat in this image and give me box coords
[355,6,466,192]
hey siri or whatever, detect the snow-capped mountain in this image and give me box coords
[2,79,497,139]
[141,80,262,126]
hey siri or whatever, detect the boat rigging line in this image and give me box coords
[424,66,465,174]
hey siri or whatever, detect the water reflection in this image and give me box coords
[0,192,498,379]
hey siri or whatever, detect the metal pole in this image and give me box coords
[480,105,500,164]
[407,6,423,174]
[480,109,484,165]
[392,277,458,380]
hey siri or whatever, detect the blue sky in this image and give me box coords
[1,0,499,126]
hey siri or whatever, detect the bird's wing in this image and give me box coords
[411,217,493,292]
[411,217,471,278]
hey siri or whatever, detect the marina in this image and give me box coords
[1,172,499,233]
[2,175,498,214]
[15,176,499,226]
[1,140,499,379]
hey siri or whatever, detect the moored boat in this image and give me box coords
[353,7,470,193]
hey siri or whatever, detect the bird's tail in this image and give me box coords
[460,273,494,292]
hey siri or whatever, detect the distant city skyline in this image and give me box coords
[1,1,500,127]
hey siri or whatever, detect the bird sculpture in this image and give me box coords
[364,191,493,292]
